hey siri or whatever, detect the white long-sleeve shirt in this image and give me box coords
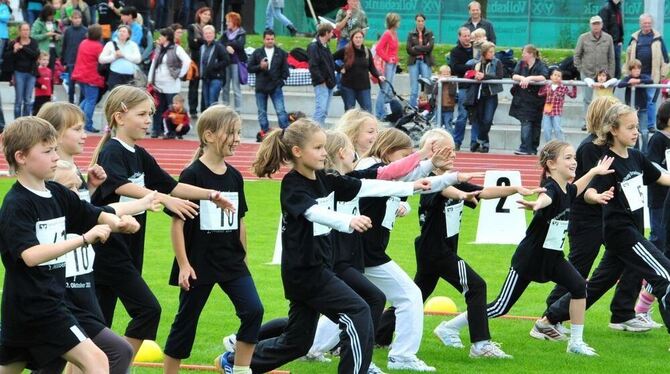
[98,40,141,76]
[147,44,191,94]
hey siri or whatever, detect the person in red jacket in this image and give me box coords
[375,13,400,120]
[71,24,104,133]
[33,52,53,115]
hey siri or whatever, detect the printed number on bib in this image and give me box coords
[382,197,401,230]
[621,174,645,211]
[337,198,359,216]
[200,192,239,231]
[543,219,569,251]
[119,173,146,215]
[313,192,335,236]
[65,233,95,277]
[444,201,464,238]
[36,217,67,266]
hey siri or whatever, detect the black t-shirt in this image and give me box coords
[91,138,177,284]
[415,181,481,269]
[331,168,377,273]
[97,0,123,27]
[280,170,361,300]
[589,148,661,248]
[569,135,607,226]
[511,178,576,282]
[167,160,249,286]
[359,163,408,267]
[646,131,670,209]
[0,182,102,344]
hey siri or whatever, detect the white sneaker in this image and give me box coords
[368,362,387,374]
[433,321,464,348]
[608,317,652,332]
[529,320,568,341]
[300,352,332,363]
[222,334,236,353]
[387,355,436,372]
[637,312,664,329]
[567,341,598,356]
[469,341,513,359]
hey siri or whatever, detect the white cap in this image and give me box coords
[590,15,603,24]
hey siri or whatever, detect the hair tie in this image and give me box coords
[103,125,111,134]
[280,128,286,139]
[120,102,128,112]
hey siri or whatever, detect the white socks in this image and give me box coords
[445,312,469,331]
[570,324,584,343]
[473,340,489,350]
[233,365,252,374]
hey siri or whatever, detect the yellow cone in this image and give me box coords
[424,296,458,314]
[134,340,164,363]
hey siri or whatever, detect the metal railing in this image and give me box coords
[434,77,670,128]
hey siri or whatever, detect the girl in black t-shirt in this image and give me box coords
[448,140,615,357]
[542,104,670,350]
[162,106,263,374]
[88,85,235,357]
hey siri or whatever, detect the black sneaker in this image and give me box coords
[85,126,100,133]
[287,25,298,37]
[480,146,489,153]
[470,143,480,152]
[455,144,461,151]
[177,135,183,139]
[332,89,341,97]
[513,149,531,155]
[649,128,657,133]
[150,133,159,139]
[256,130,268,143]
[581,125,587,131]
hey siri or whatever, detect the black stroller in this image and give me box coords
[382,81,433,147]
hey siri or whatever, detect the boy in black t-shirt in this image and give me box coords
[0,117,140,372]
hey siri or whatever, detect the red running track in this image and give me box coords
[0,137,543,186]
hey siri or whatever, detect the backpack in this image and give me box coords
[289,47,309,62]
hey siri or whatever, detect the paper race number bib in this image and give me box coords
[382,197,401,230]
[36,217,67,266]
[313,192,335,236]
[621,174,645,211]
[337,197,360,216]
[64,233,95,277]
[665,149,670,171]
[200,192,239,231]
[119,173,145,215]
[543,219,569,251]
[444,201,464,238]
[78,188,91,203]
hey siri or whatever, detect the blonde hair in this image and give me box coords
[252,118,323,178]
[90,85,155,167]
[439,65,451,74]
[627,58,642,70]
[539,140,571,183]
[480,42,496,57]
[325,130,352,170]
[38,51,50,60]
[386,12,400,29]
[585,95,620,135]
[471,28,487,39]
[596,103,637,146]
[419,128,454,149]
[364,128,412,163]
[36,102,85,136]
[192,105,241,162]
[2,116,58,173]
[335,109,377,150]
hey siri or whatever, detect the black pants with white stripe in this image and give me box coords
[230,275,373,374]
[543,221,640,323]
[376,251,491,344]
[545,239,670,331]
[487,260,586,319]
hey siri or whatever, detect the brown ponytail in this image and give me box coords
[252,119,322,178]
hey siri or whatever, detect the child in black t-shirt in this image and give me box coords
[0,116,140,372]
[542,104,670,350]
[449,140,615,357]
[161,105,262,374]
[88,85,235,357]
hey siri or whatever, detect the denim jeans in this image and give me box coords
[256,87,289,132]
[265,3,293,30]
[14,71,35,119]
[202,79,223,108]
[341,86,372,113]
[614,43,622,78]
[636,109,649,154]
[453,88,476,146]
[221,64,242,112]
[375,63,396,119]
[314,83,332,125]
[473,95,497,148]
[408,60,432,107]
[519,120,541,154]
[649,207,666,251]
[153,93,176,136]
[441,110,454,134]
[154,0,169,29]
[541,114,565,142]
[647,88,659,130]
[179,0,193,26]
[79,83,99,130]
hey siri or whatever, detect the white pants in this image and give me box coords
[308,315,341,355]
[365,260,423,358]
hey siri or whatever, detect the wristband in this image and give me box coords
[82,234,89,247]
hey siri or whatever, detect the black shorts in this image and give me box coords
[0,316,88,369]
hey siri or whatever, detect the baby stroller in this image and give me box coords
[383,82,433,147]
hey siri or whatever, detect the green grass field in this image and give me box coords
[0,178,668,373]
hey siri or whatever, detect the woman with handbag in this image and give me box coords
[186,6,211,118]
[72,24,104,133]
[199,25,229,108]
[219,11,246,112]
[98,24,141,89]
[148,27,191,138]
[10,23,39,119]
